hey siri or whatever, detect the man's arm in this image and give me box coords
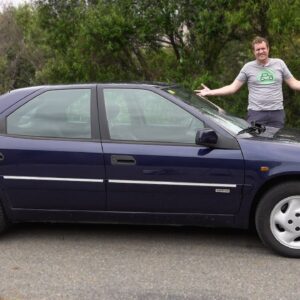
[285,77,300,91]
[195,79,244,97]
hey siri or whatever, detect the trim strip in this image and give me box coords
[3,176,237,187]
[3,176,103,183]
[109,179,236,188]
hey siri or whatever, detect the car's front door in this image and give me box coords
[99,87,244,214]
[0,87,106,211]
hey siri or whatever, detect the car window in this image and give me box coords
[103,89,204,143]
[6,89,91,139]
[164,86,250,135]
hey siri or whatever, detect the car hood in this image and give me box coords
[251,127,300,144]
[238,127,300,176]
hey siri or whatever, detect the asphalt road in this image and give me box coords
[0,223,299,300]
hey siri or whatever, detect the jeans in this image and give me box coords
[247,109,285,128]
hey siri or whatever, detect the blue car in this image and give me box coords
[0,83,300,257]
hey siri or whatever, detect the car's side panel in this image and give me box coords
[102,142,244,214]
[96,85,245,215]
[0,136,106,211]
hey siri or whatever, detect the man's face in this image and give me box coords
[253,41,269,64]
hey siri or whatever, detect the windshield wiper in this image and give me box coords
[237,122,266,135]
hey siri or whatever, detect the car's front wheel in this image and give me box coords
[256,181,300,257]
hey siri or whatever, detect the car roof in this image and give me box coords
[0,82,177,113]
[3,82,176,92]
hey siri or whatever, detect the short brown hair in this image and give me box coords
[252,36,269,49]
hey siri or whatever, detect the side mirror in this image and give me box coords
[195,128,218,147]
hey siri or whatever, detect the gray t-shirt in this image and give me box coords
[235,58,293,110]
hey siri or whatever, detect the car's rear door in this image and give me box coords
[0,86,106,212]
[98,86,244,214]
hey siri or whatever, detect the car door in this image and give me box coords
[0,86,106,211]
[99,86,244,214]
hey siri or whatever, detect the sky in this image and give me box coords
[0,0,30,7]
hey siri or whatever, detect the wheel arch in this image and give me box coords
[249,174,300,229]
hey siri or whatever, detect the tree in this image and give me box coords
[0,6,36,92]
[1,0,300,127]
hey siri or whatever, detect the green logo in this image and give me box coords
[257,69,276,84]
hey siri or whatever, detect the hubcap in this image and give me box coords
[270,196,300,249]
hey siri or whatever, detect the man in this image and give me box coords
[195,36,300,128]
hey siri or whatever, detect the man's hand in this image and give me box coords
[194,80,244,97]
[194,84,212,97]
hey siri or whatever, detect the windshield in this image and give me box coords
[163,86,250,135]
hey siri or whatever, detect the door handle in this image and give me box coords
[0,152,4,161]
[111,155,136,165]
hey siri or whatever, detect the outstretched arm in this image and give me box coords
[195,79,244,97]
[285,77,300,91]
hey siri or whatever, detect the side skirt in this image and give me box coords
[11,209,237,228]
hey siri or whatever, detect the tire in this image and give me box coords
[256,181,300,257]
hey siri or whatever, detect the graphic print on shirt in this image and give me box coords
[257,68,276,85]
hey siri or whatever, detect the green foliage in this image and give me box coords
[0,0,300,126]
